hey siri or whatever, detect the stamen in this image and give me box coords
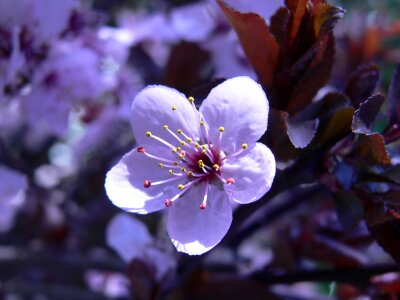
[188,96,195,103]
[151,176,182,186]
[242,143,248,149]
[213,164,220,171]
[199,180,209,210]
[165,199,172,207]
[198,160,205,168]
[147,132,175,149]
[158,163,163,168]
[226,178,235,185]
[178,184,185,190]
[143,151,176,164]
[144,180,151,188]
[137,146,145,153]
[168,169,174,175]
[172,106,177,111]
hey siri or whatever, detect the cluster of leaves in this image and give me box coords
[192,0,400,297]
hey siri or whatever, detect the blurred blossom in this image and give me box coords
[0,165,27,232]
[106,213,176,280]
[85,270,130,298]
[105,76,276,255]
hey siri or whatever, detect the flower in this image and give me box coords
[105,76,276,255]
[106,213,176,281]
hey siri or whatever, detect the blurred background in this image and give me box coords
[1,0,400,299]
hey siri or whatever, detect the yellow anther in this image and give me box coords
[188,96,194,102]
[194,142,200,147]
[198,160,205,168]
[178,153,185,159]
[146,131,152,137]
[187,138,193,142]
[168,169,174,174]
[242,143,248,149]
[213,164,220,171]
[188,171,193,176]
[172,148,177,153]
[158,163,164,168]
[177,129,182,134]
[180,167,186,172]
[201,149,207,153]
[173,161,179,166]
[219,127,225,132]
[163,125,168,130]
[177,146,182,151]
[172,106,177,111]
[178,184,184,190]
[202,145,207,149]
[180,141,186,146]
[200,120,205,126]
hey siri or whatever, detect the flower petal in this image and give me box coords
[222,143,275,204]
[106,213,152,262]
[131,85,200,147]
[105,146,181,214]
[200,76,269,153]
[166,184,232,255]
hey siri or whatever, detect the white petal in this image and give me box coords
[106,213,152,262]
[166,184,232,255]
[105,146,181,214]
[131,86,200,147]
[222,143,275,204]
[200,76,269,153]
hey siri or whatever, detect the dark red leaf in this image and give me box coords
[351,94,384,135]
[217,0,279,87]
[345,64,380,108]
[320,107,354,144]
[387,64,400,127]
[356,134,390,165]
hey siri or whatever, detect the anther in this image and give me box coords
[200,120,205,126]
[194,142,200,147]
[226,178,235,185]
[173,161,179,166]
[177,129,182,134]
[213,164,220,171]
[146,131,152,137]
[172,148,177,153]
[137,146,145,153]
[219,127,225,132]
[180,141,186,146]
[158,163,164,168]
[178,153,185,159]
[165,199,172,207]
[188,171,193,176]
[181,167,186,172]
[199,203,206,209]
[201,149,207,153]
[198,160,205,168]
[242,143,248,149]
[168,169,174,174]
[187,138,193,142]
[178,184,184,190]
[188,96,194,102]
[144,180,152,188]
[177,147,182,151]
[163,125,168,130]
[172,106,177,111]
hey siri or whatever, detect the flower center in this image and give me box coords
[138,96,246,209]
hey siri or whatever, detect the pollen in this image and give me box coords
[180,167,186,172]
[242,143,248,149]
[173,161,179,166]
[178,184,184,190]
[146,131,152,137]
[168,169,174,174]
[163,125,168,130]
[201,149,207,153]
[177,146,182,151]
[188,171,193,176]
[188,96,194,102]
[198,160,205,168]
[180,141,186,146]
[202,145,207,149]
[219,127,225,132]
[200,120,205,126]
[158,163,164,168]
[178,153,185,159]
[172,106,177,111]
[194,142,200,147]
[213,164,220,171]
[172,148,177,153]
[177,129,182,134]
[187,138,193,142]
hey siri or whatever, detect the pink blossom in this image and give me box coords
[105,76,276,255]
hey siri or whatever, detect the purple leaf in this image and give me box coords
[387,64,400,127]
[285,115,319,148]
[352,94,384,135]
